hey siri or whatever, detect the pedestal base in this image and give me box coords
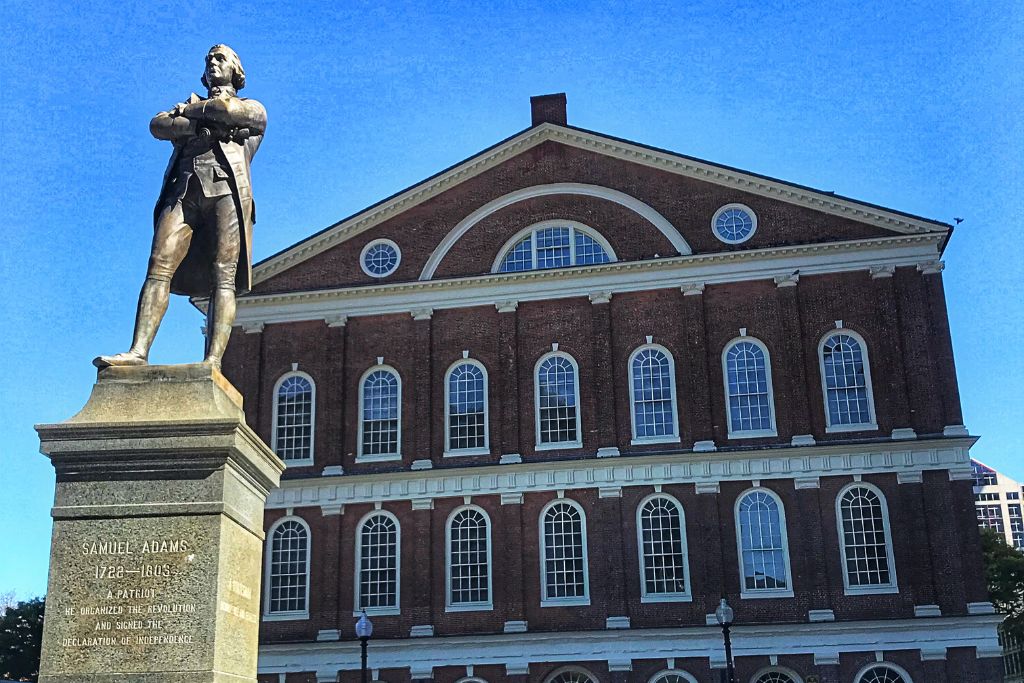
[35,364,284,683]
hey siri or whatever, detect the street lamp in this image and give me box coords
[714,598,736,683]
[355,609,373,683]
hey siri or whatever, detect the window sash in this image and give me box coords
[839,488,894,588]
[448,509,490,606]
[268,521,308,614]
[358,515,399,609]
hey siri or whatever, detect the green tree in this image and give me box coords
[0,596,44,682]
[980,527,1024,639]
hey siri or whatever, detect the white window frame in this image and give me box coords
[359,238,402,278]
[836,482,899,595]
[538,498,591,607]
[711,203,758,244]
[443,359,490,457]
[534,351,584,450]
[749,666,804,683]
[628,344,681,445]
[852,662,913,683]
[270,371,316,466]
[636,493,691,603]
[734,487,794,599]
[444,505,494,612]
[818,329,878,433]
[356,364,403,462]
[721,336,778,439]
[491,219,618,273]
[647,671,699,683]
[543,666,601,683]
[353,509,401,616]
[262,516,311,621]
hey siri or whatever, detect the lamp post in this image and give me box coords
[715,598,736,683]
[355,609,373,683]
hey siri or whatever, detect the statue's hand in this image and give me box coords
[171,102,189,117]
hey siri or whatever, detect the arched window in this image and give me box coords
[735,488,792,596]
[723,338,777,437]
[648,672,699,683]
[819,331,877,431]
[445,361,489,455]
[751,667,802,683]
[535,353,582,449]
[356,511,400,613]
[637,495,690,601]
[264,518,310,618]
[544,668,599,683]
[447,506,492,609]
[540,500,589,605]
[272,372,315,463]
[837,484,897,592]
[494,222,615,273]
[854,664,911,683]
[358,366,401,459]
[629,345,679,443]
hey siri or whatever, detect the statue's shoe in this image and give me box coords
[92,352,148,369]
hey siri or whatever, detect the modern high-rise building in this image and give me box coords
[220,95,1001,682]
[972,459,1024,549]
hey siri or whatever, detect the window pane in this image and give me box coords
[726,342,773,432]
[574,231,611,265]
[548,673,597,683]
[498,235,533,272]
[840,487,892,587]
[972,461,998,487]
[977,504,1005,533]
[269,521,308,613]
[738,491,788,590]
[640,498,687,595]
[822,334,872,425]
[632,348,676,439]
[538,356,578,444]
[857,666,908,683]
[1009,504,1024,549]
[447,363,487,451]
[754,673,797,683]
[275,376,313,461]
[543,503,587,599]
[358,514,398,608]
[536,227,572,269]
[449,509,490,605]
[362,370,399,455]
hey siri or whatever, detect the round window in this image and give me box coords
[360,239,401,278]
[712,204,757,244]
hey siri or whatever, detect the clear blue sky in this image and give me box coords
[1,1,1020,599]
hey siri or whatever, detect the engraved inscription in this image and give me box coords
[57,535,200,651]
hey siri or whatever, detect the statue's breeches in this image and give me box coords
[148,174,240,292]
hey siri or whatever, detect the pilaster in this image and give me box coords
[589,292,620,456]
[679,284,714,447]
[496,302,520,459]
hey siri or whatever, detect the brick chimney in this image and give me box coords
[530,93,567,126]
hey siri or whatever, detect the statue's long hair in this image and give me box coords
[201,44,246,91]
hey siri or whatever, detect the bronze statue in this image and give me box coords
[95,44,267,370]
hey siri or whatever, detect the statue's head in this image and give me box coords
[201,44,245,91]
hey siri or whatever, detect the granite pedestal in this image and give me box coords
[35,364,285,683]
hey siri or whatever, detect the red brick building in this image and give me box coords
[224,95,1000,683]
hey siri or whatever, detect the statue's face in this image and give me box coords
[204,48,235,88]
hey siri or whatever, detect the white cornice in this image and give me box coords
[251,124,949,286]
[231,235,943,326]
[257,615,998,677]
[265,437,974,510]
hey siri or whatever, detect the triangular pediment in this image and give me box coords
[252,122,949,287]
